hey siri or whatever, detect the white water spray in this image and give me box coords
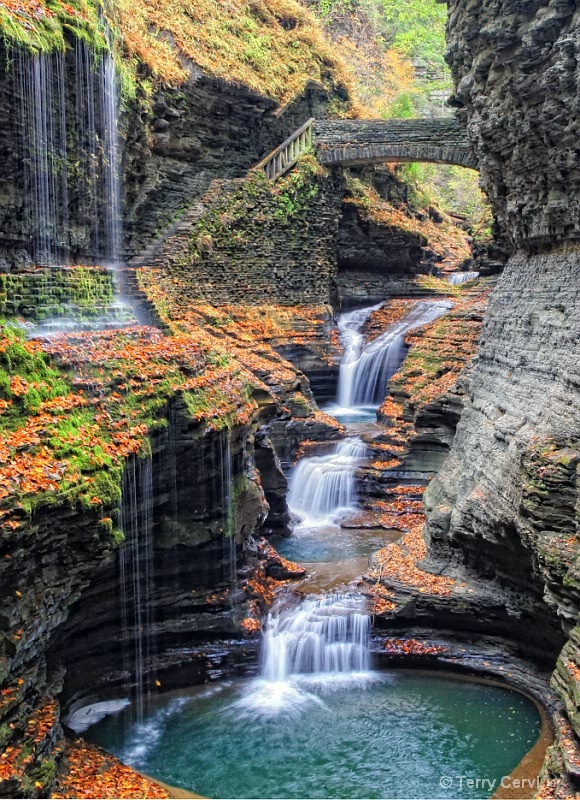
[232,593,377,719]
[337,301,453,410]
[448,271,479,285]
[287,438,368,525]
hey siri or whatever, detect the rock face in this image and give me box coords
[425,247,580,615]
[424,0,580,789]
[0,41,331,269]
[446,0,580,251]
[0,396,271,796]
[123,78,332,259]
[55,402,270,713]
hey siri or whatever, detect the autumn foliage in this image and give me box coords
[53,740,171,799]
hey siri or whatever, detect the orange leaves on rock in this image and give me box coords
[368,523,455,597]
[241,617,262,634]
[371,458,402,471]
[52,739,171,799]
[0,698,58,783]
[0,0,55,29]
[383,638,445,656]
[387,285,492,411]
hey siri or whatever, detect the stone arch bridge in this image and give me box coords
[313,118,477,170]
[257,118,477,180]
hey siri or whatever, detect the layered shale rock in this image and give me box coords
[446,0,580,251]
[422,0,580,788]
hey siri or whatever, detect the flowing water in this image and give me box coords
[79,296,545,798]
[287,437,368,526]
[119,457,156,723]
[448,271,479,285]
[334,300,453,414]
[16,40,122,266]
[281,300,452,565]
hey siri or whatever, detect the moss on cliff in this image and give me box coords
[183,156,325,265]
[0,268,116,322]
[0,0,108,54]
[0,318,263,536]
[0,0,353,107]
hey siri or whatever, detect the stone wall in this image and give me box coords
[0,268,115,321]
[140,161,344,306]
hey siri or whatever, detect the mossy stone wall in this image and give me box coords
[145,161,344,306]
[0,267,115,321]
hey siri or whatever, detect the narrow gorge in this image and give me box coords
[0,0,578,798]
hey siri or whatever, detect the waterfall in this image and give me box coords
[232,593,376,719]
[101,50,122,265]
[337,301,453,410]
[16,40,122,266]
[17,52,70,266]
[219,429,238,590]
[119,457,155,723]
[448,271,479,285]
[287,438,368,525]
[335,303,382,409]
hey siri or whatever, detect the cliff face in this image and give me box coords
[446,0,579,252]
[425,0,580,790]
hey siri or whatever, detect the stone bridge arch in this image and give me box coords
[314,118,477,170]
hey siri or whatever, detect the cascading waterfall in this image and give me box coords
[448,271,479,285]
[262,594,370,679]
[287,437,368,525]
[16,39,122,266]
[335,303,382,409]
[232,593,376,719]
[337,301,453,410]
[119,457,155,724]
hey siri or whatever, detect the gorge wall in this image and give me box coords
[0,41,331,270]
[422,0,580,791]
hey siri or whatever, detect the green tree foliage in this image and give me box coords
[308,0,451,118]
[377,0,448,72]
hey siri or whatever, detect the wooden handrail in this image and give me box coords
[254,118,315,181]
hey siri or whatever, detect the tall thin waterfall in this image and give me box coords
[17,52,70,265]
[119,457,155,723]
[219,429,238,590]
[101,50,122,265]
[232,593,376,719]
[448,271,479,285]
[287,438,368,525]
[337,301,453,409]
[16,41,122,265]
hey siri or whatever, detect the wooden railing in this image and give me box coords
[254,118,315,180]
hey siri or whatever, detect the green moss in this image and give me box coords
[0,269,117,322]
[0,0,109,56]
[28,757,56,790]
[182,156,326,266]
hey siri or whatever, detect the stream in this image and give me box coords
[83,300,544,799]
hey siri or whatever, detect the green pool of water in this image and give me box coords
[86,672,541,799]
[324,405,378,425]
[273,524,397,563]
